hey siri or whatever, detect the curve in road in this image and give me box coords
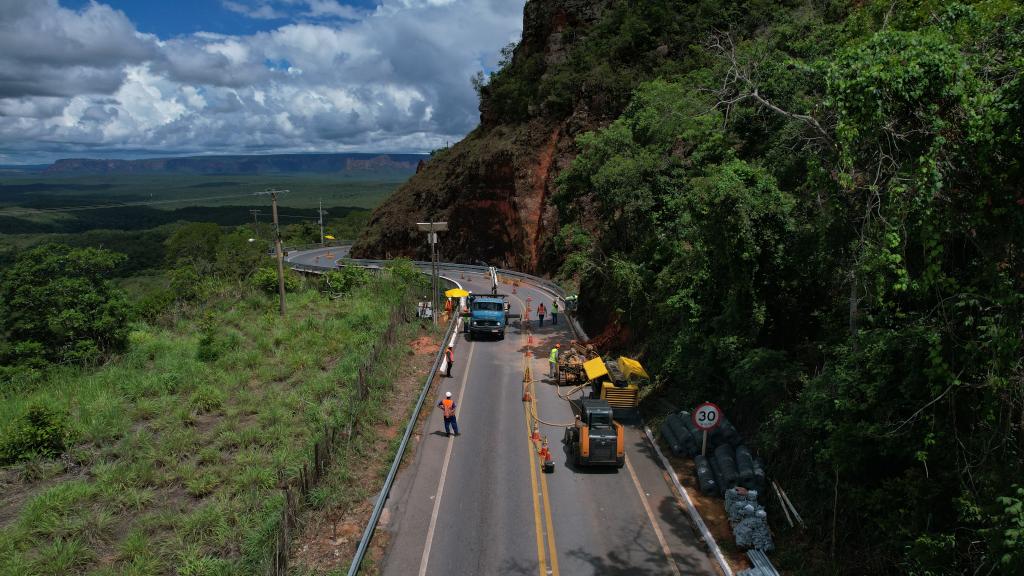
[287,250,719,576]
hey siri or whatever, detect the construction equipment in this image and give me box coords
[582,356,650,416]
[563,398,624,468]
[556,341,599,386]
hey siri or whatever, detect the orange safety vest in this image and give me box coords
[440,398,456,418]
[445,299,453,312]
[445,348,454,363]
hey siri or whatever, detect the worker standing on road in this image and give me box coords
[444,298,453,322]
[537,302,547,326]
[437,391,460,436]
[549,343,560,377]
[444,345,454,377]
[552,300,559,325]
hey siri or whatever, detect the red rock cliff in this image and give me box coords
[351,0,609,273]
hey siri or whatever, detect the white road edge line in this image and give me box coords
[625,454,682,576]
[643,426,734,576]
[417,339,473,576]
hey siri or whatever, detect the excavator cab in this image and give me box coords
[564,398,624,468]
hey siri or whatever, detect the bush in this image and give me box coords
[0,403,71,464]
[189,386,225,414]
[322,265,370,297]
[251,267,300,295]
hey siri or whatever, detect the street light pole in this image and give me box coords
[416,221,448,326]
[318,199,327,246]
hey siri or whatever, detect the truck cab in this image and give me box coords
[467,295,508,340]
[564,398,625,468]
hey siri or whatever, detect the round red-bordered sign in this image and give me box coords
[692,402,722,431]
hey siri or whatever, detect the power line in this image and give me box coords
[1,192,267,216]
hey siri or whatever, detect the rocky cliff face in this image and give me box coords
[351,0,610,272]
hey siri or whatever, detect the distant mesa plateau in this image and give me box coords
[18,153,427,176]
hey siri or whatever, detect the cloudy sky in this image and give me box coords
[0,0,526,164]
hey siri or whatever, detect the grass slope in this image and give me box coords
[0,273,415,575]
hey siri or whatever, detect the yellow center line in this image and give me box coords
[534,359,560,576]
[513,291,560,576]
[523,392,548,576]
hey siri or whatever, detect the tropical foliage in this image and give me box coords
[544,1,1024,573]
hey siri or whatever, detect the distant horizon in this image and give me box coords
[0,149,431,168]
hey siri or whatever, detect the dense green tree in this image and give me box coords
[164,222,222,275]
[549,2,1024,573]
[0,244,131,366]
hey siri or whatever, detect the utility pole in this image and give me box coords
[258,189,289,316]
[416,221,448,326]
[317,199,328,245]
[249,208,262,238]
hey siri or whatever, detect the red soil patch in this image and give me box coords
[408,336,439,356]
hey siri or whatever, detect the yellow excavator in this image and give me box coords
[582,356,649,417]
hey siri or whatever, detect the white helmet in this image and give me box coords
[445,391,452,398]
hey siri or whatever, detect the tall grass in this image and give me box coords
[0,271,413,575]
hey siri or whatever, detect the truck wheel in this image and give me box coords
[499,331,505,340]
[466,331,472,341]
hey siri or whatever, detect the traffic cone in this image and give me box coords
[522,384,532,402]
[543,448,555,473]
[531,426,541,442]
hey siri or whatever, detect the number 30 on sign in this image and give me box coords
[692,402,722,431]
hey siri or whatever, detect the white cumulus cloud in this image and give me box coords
[0,0,526,163]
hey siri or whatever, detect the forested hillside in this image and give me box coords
[358,1,1024,573]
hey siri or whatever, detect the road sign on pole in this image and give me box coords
[692,401,722,457]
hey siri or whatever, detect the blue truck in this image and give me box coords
[466,295,510,340]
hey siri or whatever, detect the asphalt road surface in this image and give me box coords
[378,268,718,576]
[284,244,351,267]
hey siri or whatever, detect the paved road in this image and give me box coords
[378,269,718,576]
[284,244,351,267]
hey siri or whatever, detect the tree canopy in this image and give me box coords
[0,244,131,366]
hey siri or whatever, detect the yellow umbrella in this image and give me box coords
[445,288,469,298]
[324,234,335,240]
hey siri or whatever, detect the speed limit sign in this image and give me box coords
[692,402,722,456]
[692,402,722,430]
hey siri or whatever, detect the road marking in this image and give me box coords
[523,396,548,576]
[625,453,682,576]
[535,372,560,575]
[513,291,560,576]
[417,340,475,576]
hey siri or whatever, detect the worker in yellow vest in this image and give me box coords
[437,391,459,436]
[549,343,560,377]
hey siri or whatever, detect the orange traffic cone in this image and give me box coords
[542,449,555,473]
[522,385,532,402]
[531,426,541,442]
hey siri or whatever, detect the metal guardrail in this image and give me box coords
[344,275,459,576]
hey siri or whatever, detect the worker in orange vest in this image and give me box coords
[437,391,460,436]
[444,345,454,377]
[537,302,547,326]
[444,298,453,321]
